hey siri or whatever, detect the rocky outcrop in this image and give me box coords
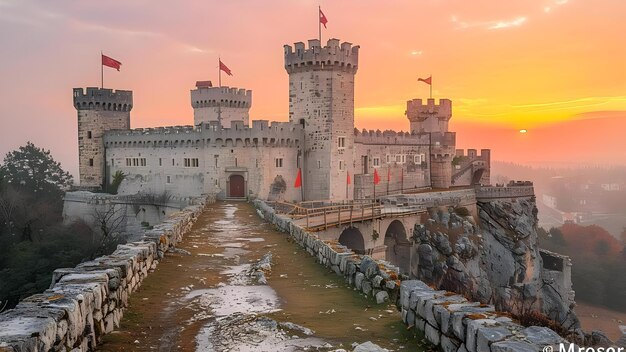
[412,198,579,330]
[0,203,205,352]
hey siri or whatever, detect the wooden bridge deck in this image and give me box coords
[273,201,426,232]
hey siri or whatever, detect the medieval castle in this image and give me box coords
[73,38,490,201]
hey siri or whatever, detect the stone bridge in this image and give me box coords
[272,188,478,277]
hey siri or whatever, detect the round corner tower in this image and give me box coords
[284,38,359,201]
[405,98,455,189]
[73,87,132,190]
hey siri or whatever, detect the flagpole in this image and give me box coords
[318,5,322,43]
[430,73,432,99]
[218,57,222,88]
[101,51,103,89]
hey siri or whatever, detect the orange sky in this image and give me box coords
[1,0,625,176]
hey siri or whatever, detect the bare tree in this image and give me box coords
[91,203,127,249]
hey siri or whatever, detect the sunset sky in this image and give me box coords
[1,0,625,177]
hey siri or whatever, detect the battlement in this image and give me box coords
[354,128,430,145]
[406,98,452,122]
[475,181,535,200]
[455,148,490,161]
[191,85,252,109]
[284,38,359,73]
[73,87,133,111]
[104,120,304,148]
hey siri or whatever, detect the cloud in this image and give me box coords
[488,17,527,30]
[451,15,527,30]
[544,0,570,13]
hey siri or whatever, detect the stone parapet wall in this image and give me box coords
[255,199,573,352]
[354,129,430,145]
[254,200,403,305]
[0,201,208,351]
[398,280,571,352]
[475,183,535,200]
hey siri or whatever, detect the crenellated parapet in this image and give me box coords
[284,38,359,74]
[104,120,304,148]
[406,98,452,134]
[354,129,430,145]
[73,87,133,111]
[191,86,252,109]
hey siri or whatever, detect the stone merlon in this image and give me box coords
[73,87,133,111]
[284,38,359,73]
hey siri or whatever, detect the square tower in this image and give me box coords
[73,87,132,190]
[191,84,252,127]
[284,38,359,201]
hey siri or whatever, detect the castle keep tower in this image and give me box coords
[406,98,455,189]
[191,84,252,126]
[73,87,132,189]
[284,39,359,201]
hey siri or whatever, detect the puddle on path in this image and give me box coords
[98,202,429,351]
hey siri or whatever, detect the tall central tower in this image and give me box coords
[284,38,359,201]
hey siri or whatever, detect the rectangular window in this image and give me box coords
[87,131,92,139]
[126,158,131,166]
[184,158,199,168]
[318,160,321,169]
[275,158,283,168]
[111,158,114,166]
[396,155,402,163]
[159,158,162,166]
[172,158,175,166]
[373,157,380,167]
[338,136,346,149]
[339,160,344,170]
[215,155,219,168]
[166,175,171,184]
[386,154,391,163]
[89,158,94,167]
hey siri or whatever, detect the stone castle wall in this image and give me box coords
[103,120,304,201]
[0,201,206,351]
[406,98,452,134]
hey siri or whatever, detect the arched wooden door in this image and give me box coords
[229,175,245,198]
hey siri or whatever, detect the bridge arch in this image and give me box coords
[384,220,411,275]
[338,227,365,255]
[471,168,485,185]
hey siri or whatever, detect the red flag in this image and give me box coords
[347,171,351,185]
[219,60,233,76]
[418,76,432,85]
[373,168,381,185]
[294,168,302,188]
[102,54,121,71]
[319,8,328,28]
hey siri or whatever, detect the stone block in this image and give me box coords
[424,323,440,345]
[440,334,461,352]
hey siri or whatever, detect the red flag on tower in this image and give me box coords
[219,60,233,76]
[102,54,121,71]
[294,169,302,188]
[319,8,328,28]
[418,76,432,85]
[347,171,351,185]
[373,168,381,185]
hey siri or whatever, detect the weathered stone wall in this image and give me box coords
[254,200,403,305]
[191,86,252,126]
[0,201,206,351]
[399,280,571,352]
[254,199,574,352]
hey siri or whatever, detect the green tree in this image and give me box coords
[0,142,73,202]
